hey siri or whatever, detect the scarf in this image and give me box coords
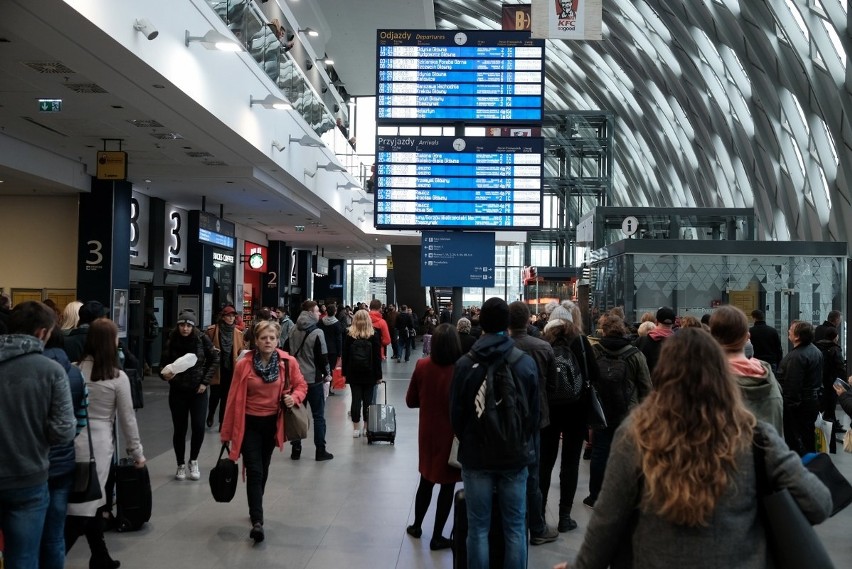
[219,323,234,368]
[253,350,280,383]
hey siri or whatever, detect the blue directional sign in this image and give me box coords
[421,231,495,287]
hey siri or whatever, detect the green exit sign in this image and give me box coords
[38,99,62,112]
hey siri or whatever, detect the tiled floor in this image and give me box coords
[65,354,852,568]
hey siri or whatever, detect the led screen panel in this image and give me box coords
[421,231,496,287]
[377,30,545,124]
[375,135,543,230]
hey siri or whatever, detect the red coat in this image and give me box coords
[369,310,392,359]
[221,349,307,461]
[405,357,462,485]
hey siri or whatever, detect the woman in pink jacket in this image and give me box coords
[221,319,307,543]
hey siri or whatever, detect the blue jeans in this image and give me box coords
[462,467,528,569]
[291,382,327,450]
[0,482,50,569]
[41,472,74,569]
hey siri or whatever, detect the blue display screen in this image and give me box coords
[374,136,543,230]
[420,231,496,287]
[198,228,234,249]
[376,30,544,124]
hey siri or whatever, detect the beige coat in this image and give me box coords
[206,324,245,385]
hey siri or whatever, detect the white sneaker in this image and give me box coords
[175,464,187,481]
[353,428,361,438]
[188,460,200,481]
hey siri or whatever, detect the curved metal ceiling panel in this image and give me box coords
[434,0,851,243]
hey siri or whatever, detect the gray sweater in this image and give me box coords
[0,334,76,489]
[571,419,832,569]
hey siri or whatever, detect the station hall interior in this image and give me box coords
[2,0,852,567]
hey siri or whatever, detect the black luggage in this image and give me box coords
[452,489,504,569]
[115,458,152,532]
[366,382,396,444]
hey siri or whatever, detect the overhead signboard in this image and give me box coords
[376,30,545,124]
[421,231,496,287]
[375,135,543,230]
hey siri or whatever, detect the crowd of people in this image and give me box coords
[0,293,847,568]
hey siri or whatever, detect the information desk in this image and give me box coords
[375,135,543,230]
[376,30,545,124]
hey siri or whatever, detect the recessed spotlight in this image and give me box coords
[152,84,165,89]
[226,180,234,184]
[111,105,124,109]
[144,178,152,183]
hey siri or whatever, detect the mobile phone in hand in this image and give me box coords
[833,378,851,391]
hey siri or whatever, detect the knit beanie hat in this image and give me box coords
[549,301,574,324]
[176,310,196,327]
[479,297,510,334]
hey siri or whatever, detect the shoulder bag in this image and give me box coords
[209,443,238,503]
[753,432,835,569]
[802,452,852,517]
[282,357,310,441]
[68,418,102,503]
[578,337,607,429]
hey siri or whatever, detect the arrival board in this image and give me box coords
[375,136,543,230]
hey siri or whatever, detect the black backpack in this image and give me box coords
[468,348,531,469]
[593,346,638,425]
[550,343,584,404]
[349,337,373,374]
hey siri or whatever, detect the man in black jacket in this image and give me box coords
[749,310,783,371]
[777,320,823,455]
[814,310,842,343]
[395,304,415,362]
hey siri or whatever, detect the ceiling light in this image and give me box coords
[271,140,286,152]
[185,29,242,51]
[133,18,159,40]
[250,94,291,110]
[338,181,360,190]
[289,134,323,147]
[317,56,334,65]
[299,27,319,37]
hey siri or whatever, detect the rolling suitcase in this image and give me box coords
[115,458,152,532]
[452,489,505,569]
[366,382,396,444]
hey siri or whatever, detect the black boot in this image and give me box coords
[86,515,120,569]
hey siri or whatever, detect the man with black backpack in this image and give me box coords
[450,297,540,569]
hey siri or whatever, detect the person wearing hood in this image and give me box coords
[585,313,651,510]
[161,310,219,481]
[317,304,345,394]
[0,301,75,569]
[368,299,392,360]
[709,306,783,436]
[634,306,676,374]
[41,325,88,569]
[450,297,540,569]
[286,300,333,461]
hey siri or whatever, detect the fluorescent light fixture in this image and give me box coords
[317,57,334,65]
[185,29,242,51]
[250,94,292,110]
[299,27,319,37]
[289,134,323,147]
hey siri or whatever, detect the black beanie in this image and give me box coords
[479,297,510,334]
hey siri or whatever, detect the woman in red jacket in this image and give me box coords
[221,319,307,543]
[404,323,463,551]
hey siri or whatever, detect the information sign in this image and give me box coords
[376,30,544,124]
[375,135,543,230]
[421,231,496,287]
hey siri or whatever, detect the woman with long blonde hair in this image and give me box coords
[60,300,83,335]
[556,328,831,569]
[342,309,382,437]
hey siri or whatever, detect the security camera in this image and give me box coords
[134,18,159,41]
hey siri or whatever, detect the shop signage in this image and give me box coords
[213,251,235,264]
[129,190,150,267]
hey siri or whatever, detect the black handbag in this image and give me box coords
[753,434,834,569]
[578,338,607,429]
[802,452,852,517]
[209,443,238,503]
[68,420,102,504]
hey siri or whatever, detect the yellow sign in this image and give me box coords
[387,256,394,270]
[96,151,127,180]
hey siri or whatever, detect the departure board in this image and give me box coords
[375,136,543,230]
[376,30,545,124]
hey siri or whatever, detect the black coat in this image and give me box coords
[341,329,383,385]
[749,321,783,367]
[161,329,219,391]
[777,342,823,406]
